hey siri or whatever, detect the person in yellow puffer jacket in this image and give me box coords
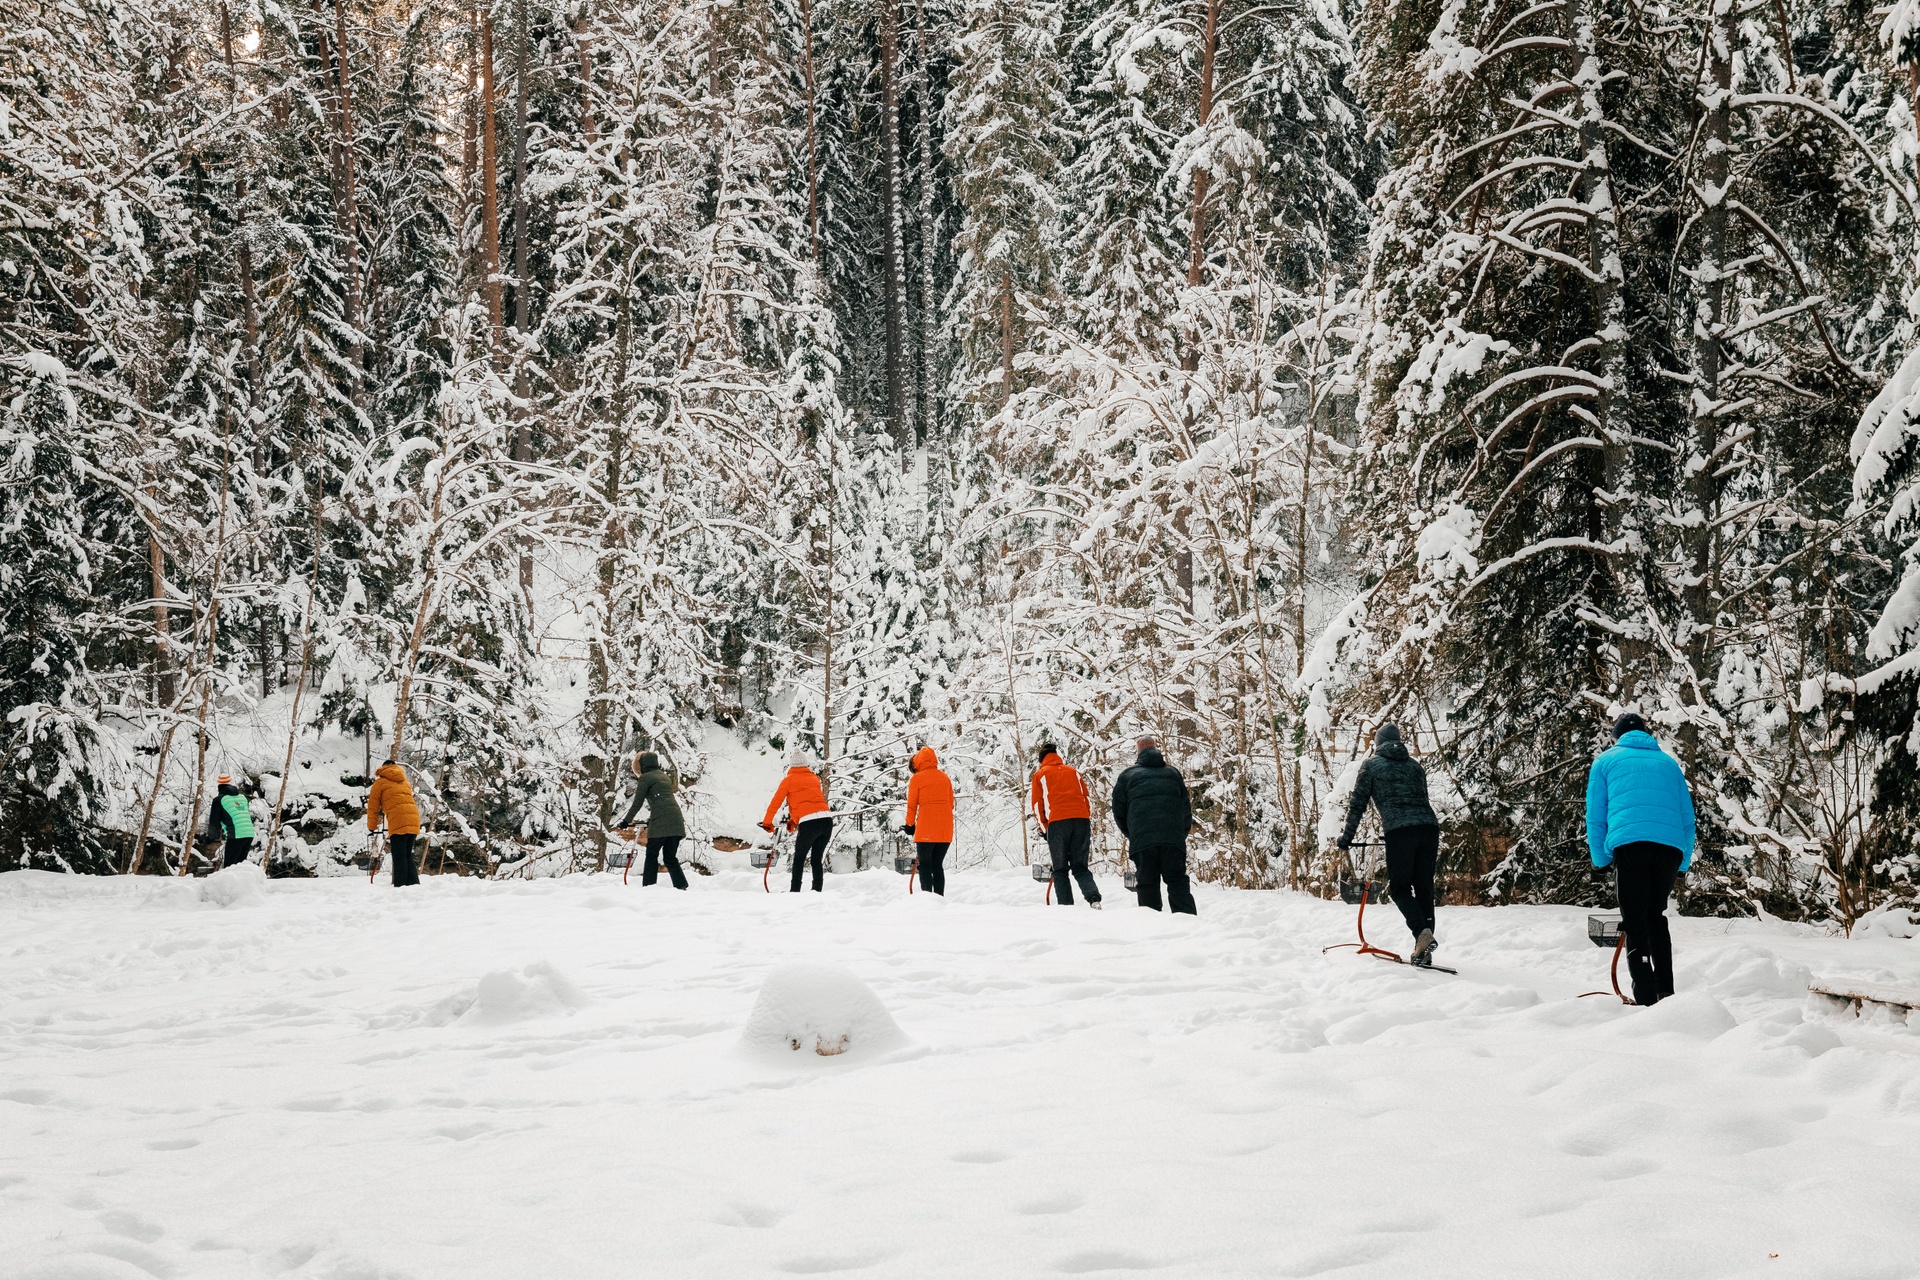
[367,761,422,887]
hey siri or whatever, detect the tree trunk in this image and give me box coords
[821,422,837,794]
[879,0,909,452]
[587,261,635,871]
[1170,0,1222,743]
[999,268,1014,404]
[576,21,595,146]
[800,0,820,261]
[1681,2,1735,767]
[149,510,172,705]
[174,420,238,875]
[463,20,478,255]
[261,522,323,871]
[1183,0,1222,298]
[479,9,505,342]
[913,0,942,507]
[326,0,364,373]
[511,0,534,594]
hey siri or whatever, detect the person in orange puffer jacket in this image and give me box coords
[367,760,422,887]
[762,747,832,892]
[1031,744,1100,907]
[902,746,955,894]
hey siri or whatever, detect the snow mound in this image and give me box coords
[1612,991,1737,1040]
[199,863,268,908]
[440,962,589,1026]
[740,964,905,1058]
[1852,903,1920,941]
[1693,944,1812,1000]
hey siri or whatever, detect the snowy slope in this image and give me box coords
[3,870,1918,1279]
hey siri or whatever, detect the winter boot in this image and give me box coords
[1411,929,1436,967]
[1088,901,1103,911]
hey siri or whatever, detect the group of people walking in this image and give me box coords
[1333,711,1696,1003]
[744,736,1199,913]
[320,707,1695,1007]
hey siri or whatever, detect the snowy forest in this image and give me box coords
[6,0,1920,922]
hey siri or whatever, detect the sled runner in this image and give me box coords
[1323,846,1459,972]
[755,826,786,893]
[895,833,918,893]
[1323,845,1401,962]
[1578,913,1633,1004]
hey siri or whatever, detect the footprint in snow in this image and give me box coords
[145,1139,198,1151]
[97,1212,164,1244]
[776,1251,893,1274]
[950,1149,1012,1164]
[718,1204,786,1229]
[1015,1192,1083,1215]
[1054,1250,1166,1273]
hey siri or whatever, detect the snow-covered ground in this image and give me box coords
[5,868,1919,1279]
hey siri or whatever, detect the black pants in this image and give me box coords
[1133,841,1196,915]
[1614,841,1681,1005]
[916,842,949,895]
[1046,819,1101,905]
[791,819,832,892]
[389,833,419,886]
[223,836,253,868]
[1383,823,1439,941]
[645,836,689,889]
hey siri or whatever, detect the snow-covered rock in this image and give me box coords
[434,961,589,1026]
[740,963,905,1058]
[198,862,267,908]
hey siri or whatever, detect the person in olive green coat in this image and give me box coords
[617,751,688,888]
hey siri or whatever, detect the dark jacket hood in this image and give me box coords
[637,751,661,774]
[1376,741,1411,763]
[217,782,242,796]
[1137,747,1167,769]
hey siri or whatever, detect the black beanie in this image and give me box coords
[1038,743,1057,762]
[1611,713,1649,739]
[1375,723,1402,744]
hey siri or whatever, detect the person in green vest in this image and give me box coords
[203,774,256,868]
[617,751,689,889]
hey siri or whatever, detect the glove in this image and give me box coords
[901,824,915,836]
[1335,836,1351,851]
[759,821,774,833]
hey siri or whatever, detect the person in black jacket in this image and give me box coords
[1111,736,1196,915]
[1336,724,1443,966]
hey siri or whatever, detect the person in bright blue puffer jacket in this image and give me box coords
[1585,713,1696,1005]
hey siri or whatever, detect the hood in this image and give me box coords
[1039,751,1063,768]
[375,763,408,784]
[912,746,939,772]
[1613,730,1661,751]
[1136,748,1166,769]
[1376,741,1411,762]
[637,751,660,774]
